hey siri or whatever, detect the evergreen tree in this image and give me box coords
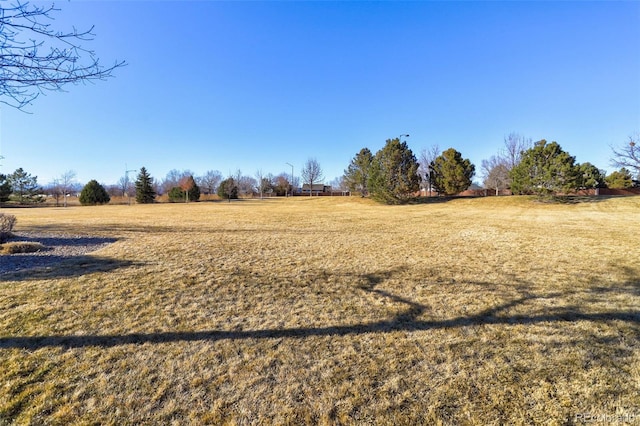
[135,166,156,204]
[605,168,633,189]
[368,138,420,204]
[576,162,606,189]
[217,177,238,201]
[510,140,578,196]
[344,148,374,196]
[7,168,43,204]
[168,187,185,203]
[79,180,110,205]
[430,148,476,196]
[0,174,11,202]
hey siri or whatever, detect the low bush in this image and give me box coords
[0,213,17,243]
[0,241,45,254]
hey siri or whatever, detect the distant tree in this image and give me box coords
[272,174,290,196]
[217,177,238,202]
[509,140,578,196]
[238,175,257,197]
[197,170,223,195]
[576,162,606,190]
[344,148,373,196]
[8,168,43,204]
[135,167,156,204]
[301,158,324,196]
[79,180,110,205]
[180,175,200,202]
[368,138,420,204]
[481,155,510,195]
[168,187,185,203]
[255,169,267,199]
[329,176,348,193]
[117,174,135,198]
[46,180,63,206]
[57,170,77,207]
[260,177,274,197]
[418,145,440,197]
[0,174,11,202]
[430,148,476,196]
[0,2,125,110]
[610,134,640,179]
[105,184,122,198]
[605,168,634,189]
[161,169,195,195]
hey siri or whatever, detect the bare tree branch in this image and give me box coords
[0,1,126,110]
[610,134,640,179]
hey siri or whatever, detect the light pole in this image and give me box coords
[285,162,294,196]
[399,134,410,142]
[124,164,136,205]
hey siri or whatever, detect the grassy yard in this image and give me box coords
[1,196,639,424]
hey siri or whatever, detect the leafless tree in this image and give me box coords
[255,169,266,199]
[481,156,509,196]
[117,175,134,198]
[196,170,222,195]
[58,170,76,207]
[329,176,348,193]
[503,132,532,170]
[419,145,440,196]
[301,158,324,196]
[611,134,640,179]
[0,1,126,110]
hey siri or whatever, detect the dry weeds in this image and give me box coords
[1,196,639,424]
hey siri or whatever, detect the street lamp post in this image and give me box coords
[124,164,136,205]
[399,134,410,142]
[285,162,294,196]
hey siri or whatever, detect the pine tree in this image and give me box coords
[510,140,578,196]
[344,148,373,196]
[368,138,420,204]
[0,174,11,202]
[79,180,110,205]
[605,168,633,189]
[7,167,43,204]
[430,148,476,196]
[135,167,156,204]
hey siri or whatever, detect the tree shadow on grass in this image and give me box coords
[1,268,638,350]
[8,234,117,248]
[0,255,136,281]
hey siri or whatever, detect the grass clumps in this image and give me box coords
[0,241,46,254]
[0,213,17,242]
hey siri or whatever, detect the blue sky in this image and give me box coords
[1,0,639,187]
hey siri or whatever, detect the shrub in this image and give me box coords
[1,241,45,254]
[217,178,238,200]
[0,213,17,243]
[168,187,185,203]
[79,180,111,205]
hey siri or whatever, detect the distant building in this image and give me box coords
[301,184,332,195]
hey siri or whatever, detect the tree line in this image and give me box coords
[0,158,328,205]
[0,134,638,206]
[343,133,640,204]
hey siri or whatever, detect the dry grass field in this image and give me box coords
[1,196,639,425]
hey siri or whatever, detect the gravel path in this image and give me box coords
[0,232,117,275]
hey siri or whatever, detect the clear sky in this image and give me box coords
[1,0,639,187]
